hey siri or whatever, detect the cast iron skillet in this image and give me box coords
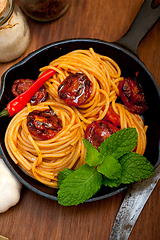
[0,0,160,202]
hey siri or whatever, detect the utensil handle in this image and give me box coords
[115,0,160,55]
[109,164,160,240]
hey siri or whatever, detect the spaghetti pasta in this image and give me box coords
[5,48,147,188]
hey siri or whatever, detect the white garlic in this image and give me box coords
[0,158,22,213]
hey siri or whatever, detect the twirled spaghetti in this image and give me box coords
[5,48,147,188]
[5,101,86,188]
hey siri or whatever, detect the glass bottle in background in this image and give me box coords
[0,0,30,63]
[18,0,71,22]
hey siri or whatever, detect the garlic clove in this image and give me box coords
[0,158,22,213]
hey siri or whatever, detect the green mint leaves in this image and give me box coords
[57,128,155,206]
[57,165,102,206]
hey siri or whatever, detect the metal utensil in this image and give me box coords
[109,164,160,240]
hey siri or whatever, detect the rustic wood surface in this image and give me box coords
[0,0,160,239]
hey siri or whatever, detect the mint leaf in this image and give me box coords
[57,168,73,187]
[97,155,122,179]
[57,164,102,206]
[83,138,102,166]
[98,128,138,159]
[102,177,122,188]
[119,152,155,184]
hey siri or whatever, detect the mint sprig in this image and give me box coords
[57,128,155,206]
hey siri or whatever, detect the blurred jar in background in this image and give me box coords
[0,0,30,62]
[18,0,71,22]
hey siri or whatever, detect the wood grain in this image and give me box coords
[0,0,160,239]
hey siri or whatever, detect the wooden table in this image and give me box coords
[0,0,160,239]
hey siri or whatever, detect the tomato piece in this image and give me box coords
[12,78,48,105]
[85,120,119,149]
[118,72,148,114]
[103,106,120,127]
[27,108,62,140]
[58,73,92,106]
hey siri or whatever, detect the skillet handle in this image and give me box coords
[115,0,160,56]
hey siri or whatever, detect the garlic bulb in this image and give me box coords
[0,158,22,213]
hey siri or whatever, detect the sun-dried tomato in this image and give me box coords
[85,120,119,149]
[58,73,92,106]
[12,78,48,105]
[118,72,148,114]
[27,108,62,140]
[103,106,120,127]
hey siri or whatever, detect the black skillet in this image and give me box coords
[0,0,160,202]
